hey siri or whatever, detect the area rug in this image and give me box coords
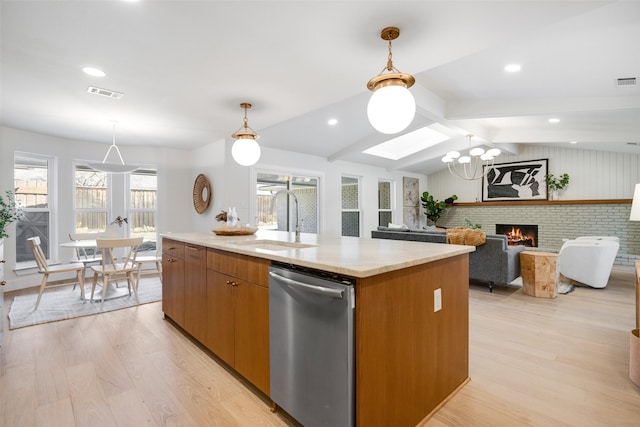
[8,276,162,330]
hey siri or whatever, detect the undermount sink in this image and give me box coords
[228,239,316,251]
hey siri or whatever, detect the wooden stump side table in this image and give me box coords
[520,251,558,299]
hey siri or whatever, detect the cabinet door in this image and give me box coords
[205,270,235,366]
[162,253,185,327]
[235,280,270,395]
[184,244,207,342]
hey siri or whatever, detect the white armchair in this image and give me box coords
[575,236,620,242]
[557,239,619,288]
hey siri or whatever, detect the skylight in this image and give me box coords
[363,126,450,160]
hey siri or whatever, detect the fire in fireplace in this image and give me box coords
[496,224,538,247]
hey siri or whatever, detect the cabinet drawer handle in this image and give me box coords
[166,258,175,263]
[168,246,176,250]
[1,281,6,286]
[186,246,200,251]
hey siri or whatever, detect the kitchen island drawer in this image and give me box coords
[163,239,184,259]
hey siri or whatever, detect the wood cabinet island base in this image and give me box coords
[161,232,472,427]
[356,253,469,426]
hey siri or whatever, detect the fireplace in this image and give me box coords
[496,224,538,247]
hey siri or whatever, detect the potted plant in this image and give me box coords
[420,191,457,226]
[463,217,482,230]
[545,173,570,200]
[0,190,22,239]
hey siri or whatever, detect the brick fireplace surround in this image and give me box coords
[435,200,640,265]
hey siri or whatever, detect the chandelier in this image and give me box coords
[441,134,501,181]
[231,102,261,166]
[366,26,416,135]
[85,122,139,173]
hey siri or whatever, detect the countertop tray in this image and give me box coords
[212,227,258,236]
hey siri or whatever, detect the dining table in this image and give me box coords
[60,239,132,301]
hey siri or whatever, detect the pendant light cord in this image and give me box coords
[101,122,126,165]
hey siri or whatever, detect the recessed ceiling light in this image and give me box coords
[327,118,338,126]
[548,118,560,123]
[363,126,450,160]
[82,67,106,77]
[504,64,521,73]
[570,141,577,144]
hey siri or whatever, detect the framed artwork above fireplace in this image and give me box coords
[483,159,548,202]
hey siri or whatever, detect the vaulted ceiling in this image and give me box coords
[2,1,639,174]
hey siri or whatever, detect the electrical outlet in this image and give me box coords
[434,288,442,312]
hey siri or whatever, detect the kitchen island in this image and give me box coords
[161,230,474,427]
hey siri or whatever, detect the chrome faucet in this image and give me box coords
[269,189,301,242]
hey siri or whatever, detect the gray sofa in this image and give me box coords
[371,228,526,292]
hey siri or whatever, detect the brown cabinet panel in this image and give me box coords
[246,257,270,287]
[205,270,235,366]
[207,249,248,279]
[162,239,184,259]
[235,281,270,394]
[184,244,207,342]
[355,254,469,427]
[162,250,185,327]
[204,250,270,395]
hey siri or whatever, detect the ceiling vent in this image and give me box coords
[87,86,124,99]
[617,77,636,87]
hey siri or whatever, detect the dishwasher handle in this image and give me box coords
[269,271,344,299]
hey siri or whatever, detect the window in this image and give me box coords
[129,168,158,252]
[256,172,319,234]
[341,176,360,237]
[74,165,109,233]
[378,179,393,227]
[14,153,54,263]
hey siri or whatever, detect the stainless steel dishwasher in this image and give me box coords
[269,262,355,427]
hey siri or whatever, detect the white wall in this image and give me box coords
[1,126,192,291]
[212,139,427,238]
[0,126,426,290]
[4,126,639,291]
[187,138,226,233]
[427,145,640,202]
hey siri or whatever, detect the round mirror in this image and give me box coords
[193,174,212,214]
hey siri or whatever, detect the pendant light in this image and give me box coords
[367,26,416,135]
[231,102,261,166]
[441,134,501,181]
[85,122,139,173]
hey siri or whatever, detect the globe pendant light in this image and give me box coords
[367,27,416,135]
[231,102,261,166]
[85,122,139,173]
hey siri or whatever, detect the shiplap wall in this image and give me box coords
[427,145,640,202]
[425,144,640,263]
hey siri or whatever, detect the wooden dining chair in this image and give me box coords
[27,236,85,310]
[135,247,162,287]
[90,237,143,308]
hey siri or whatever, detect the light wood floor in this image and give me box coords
[2,266,639,426]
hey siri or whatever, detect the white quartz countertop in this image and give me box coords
[161,230,474,278]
